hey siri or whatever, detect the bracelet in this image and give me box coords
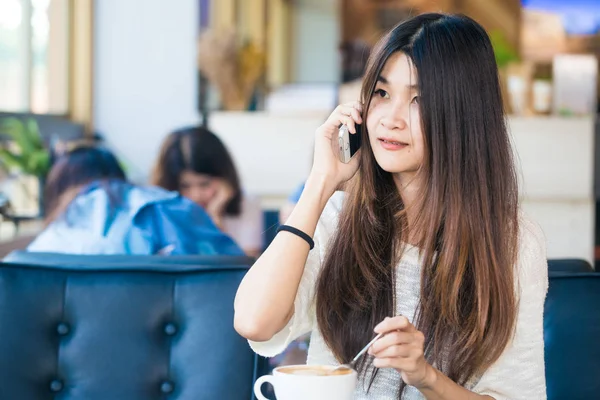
[276,225,315,250]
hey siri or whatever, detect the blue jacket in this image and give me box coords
[28,181,244,256]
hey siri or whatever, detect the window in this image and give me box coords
[0,0,69,114]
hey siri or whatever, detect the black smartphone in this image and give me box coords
[338,124,362,163]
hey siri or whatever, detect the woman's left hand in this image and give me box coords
[369,316,435,390]
[205,179,235,227]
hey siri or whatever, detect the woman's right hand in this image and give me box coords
[310,102,363,192]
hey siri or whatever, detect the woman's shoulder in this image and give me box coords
[516,211,548,286]
[517,212,546,258]
[314,191,345,242]
[323,190,345,214]
[129,184,179,206]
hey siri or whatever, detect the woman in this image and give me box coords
[152,127,264,257]
[28,146,242,256]
[235,13,547,399]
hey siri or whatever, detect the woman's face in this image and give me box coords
[366,52,424,184]
[179,170,217,208]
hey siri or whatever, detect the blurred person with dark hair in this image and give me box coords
[152,126,263,257]
[43,146,127,222]
[340,39,371,83]
[339,39,372,105]
[27,146,242,256]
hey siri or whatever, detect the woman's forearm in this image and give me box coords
[419,366,494,400]
[233,173,335,341]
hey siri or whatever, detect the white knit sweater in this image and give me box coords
[250,192,548,399]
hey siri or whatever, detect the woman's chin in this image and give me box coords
[376,162,411,175]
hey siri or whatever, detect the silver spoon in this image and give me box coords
[332,332,384,372]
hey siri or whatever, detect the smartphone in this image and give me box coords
[338,124,362,163]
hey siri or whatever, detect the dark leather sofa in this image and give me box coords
[547,258,594,273]
[544,271,600,400]
[0,252,259,400]
[2,251,598,400]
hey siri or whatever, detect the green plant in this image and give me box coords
[0,118,51,177]
[489,29,519,69]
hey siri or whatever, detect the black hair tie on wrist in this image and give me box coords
[276,225,315,250]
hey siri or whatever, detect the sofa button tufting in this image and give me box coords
[164,322,177,336]
[160,380,174,393]
[49,379,63,392]
[56,322,70,336]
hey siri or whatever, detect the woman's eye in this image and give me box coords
[411,96,420,105]
[374,89,389,99]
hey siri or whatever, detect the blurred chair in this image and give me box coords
[262,210,280,251]
[0,252,260,400]
[544,272,600,400]
[547,258,594,273]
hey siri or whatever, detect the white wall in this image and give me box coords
[509,117,595,263]
[94,0,200,183]
[209,112,323,203]
[292,0,340,83]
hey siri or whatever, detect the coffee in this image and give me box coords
[255,364,357,400]
[278,365,353,376]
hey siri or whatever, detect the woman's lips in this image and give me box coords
[378,138,408,151]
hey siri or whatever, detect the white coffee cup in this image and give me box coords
[254,364,357,400]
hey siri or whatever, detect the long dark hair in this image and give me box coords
[151,126,242,216]
[316,13,519,395]
[44,146,126,221]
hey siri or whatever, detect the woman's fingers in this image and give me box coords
[369,331,414,356]
[371,344,411,359]
[322,103,363,135]
[374,316,416,334]
[348,107,362,127]
[340,115,356,134]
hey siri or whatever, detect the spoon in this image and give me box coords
[332,332,383,372]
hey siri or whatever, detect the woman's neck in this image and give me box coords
[394,172,422,245]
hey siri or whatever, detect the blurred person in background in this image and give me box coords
[152,127,263,257]
[339,39,372,105]
[27,146,242,256]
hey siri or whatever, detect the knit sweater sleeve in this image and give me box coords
[248,192,344,357]
[472,214,548,399]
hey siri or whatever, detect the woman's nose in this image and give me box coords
[380,107,408,131]
[395,99,414,128]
